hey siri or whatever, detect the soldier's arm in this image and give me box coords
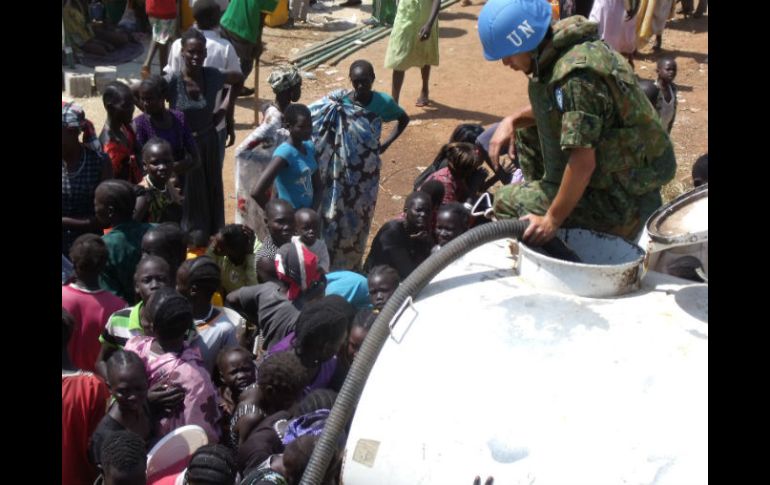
[522,72,613,245]
[489,105,536,167]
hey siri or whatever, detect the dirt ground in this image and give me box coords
[72,2,708,242]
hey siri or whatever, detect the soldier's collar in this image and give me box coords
[531,40,558,82]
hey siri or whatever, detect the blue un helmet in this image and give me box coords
[478,0,553,61]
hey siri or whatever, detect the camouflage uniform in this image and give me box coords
[494,16,676,238]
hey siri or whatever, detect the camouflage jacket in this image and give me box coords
[528,16,675,196]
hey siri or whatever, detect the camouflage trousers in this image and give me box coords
[493,127,663,239]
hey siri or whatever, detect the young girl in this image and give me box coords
[88,350,152,468]
[176,256,240,374]
[62,234,128,373]
[367,265,400,311]
[268,296,353,396]
[124,287,222,443]
[207,224,258,297]
[96,255,172,378]
[134,137,184,224]
[141,0,178,79]
[251,104,322,211]
[433,202,470,251]
[236,66,302,234]
[217,346,258,441]
[293,208,330,273]
[363,191,434,280]
[134,75,200,181]
[100,81,143,184]
[420,142,484,205]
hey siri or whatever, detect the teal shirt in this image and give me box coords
[343,91,406,122]
[220,0,280,44]
[100,221,154,304]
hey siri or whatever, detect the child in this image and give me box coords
[363,191,434,280]
[433,202,470,251]
[384,0,441,107]
[241,65,302,151]
[655,57,678,134]
[62,308,111,485]
[251,104,322,211]
[134,75,199,178]
[141,222,188,279]
[96,255,172,378]
[124,287,222,443]
[293,208,330,273]
[134,137,184,224]
[269,296,353,396]
[367,265,400,311]
[207,224,259,296]
[329,307,376,391]
[95,179,155,303]
[176,256,241,374]
[141,0,178,79]
[237,351,310,471]
[256,199,297,283]
[62,234,128,373]
[89,350,152,468]
[100,81,143,184]
[420,142,484,205]
[97,430,147,485]
[692,154,708,187]
[227,240,327,354]
[180,444,238,484]
[217,346,257,442]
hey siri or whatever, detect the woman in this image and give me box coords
[309,60,409,271]
[384,0,441,107]
[166,28,244,238]
[62,101,113,255]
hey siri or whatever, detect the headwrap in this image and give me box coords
[274,239,324,301]
[62,100,102,152]
[281,409,330,446]
[267,66,301,94]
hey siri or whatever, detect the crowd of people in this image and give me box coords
[63,1,706,484]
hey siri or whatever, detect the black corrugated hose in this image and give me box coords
[300,219,531,484]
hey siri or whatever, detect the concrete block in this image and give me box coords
[64,71,93,98]
[94,66,118,95]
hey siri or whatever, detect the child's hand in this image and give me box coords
[148,382,185,410]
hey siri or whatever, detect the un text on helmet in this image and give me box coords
[506,20,536,47]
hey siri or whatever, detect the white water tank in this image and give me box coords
[341,233,707,484]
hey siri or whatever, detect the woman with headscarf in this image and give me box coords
[234,65,303,238]
[62,101,113,255]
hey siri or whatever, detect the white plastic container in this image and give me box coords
[342,235,707,485]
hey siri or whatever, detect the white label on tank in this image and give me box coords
[352,439,380,468]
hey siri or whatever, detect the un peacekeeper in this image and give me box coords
[479,0,676,245]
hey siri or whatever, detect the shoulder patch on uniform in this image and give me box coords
[554,86,565,111]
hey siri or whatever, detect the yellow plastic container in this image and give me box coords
[264,0,289,28]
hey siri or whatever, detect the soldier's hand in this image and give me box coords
[489,115,516,169]
[520,213,559,246]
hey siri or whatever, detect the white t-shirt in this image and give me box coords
[190,306,242,374]
[164,28,241,131]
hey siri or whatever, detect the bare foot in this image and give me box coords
[416,94,430,107]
